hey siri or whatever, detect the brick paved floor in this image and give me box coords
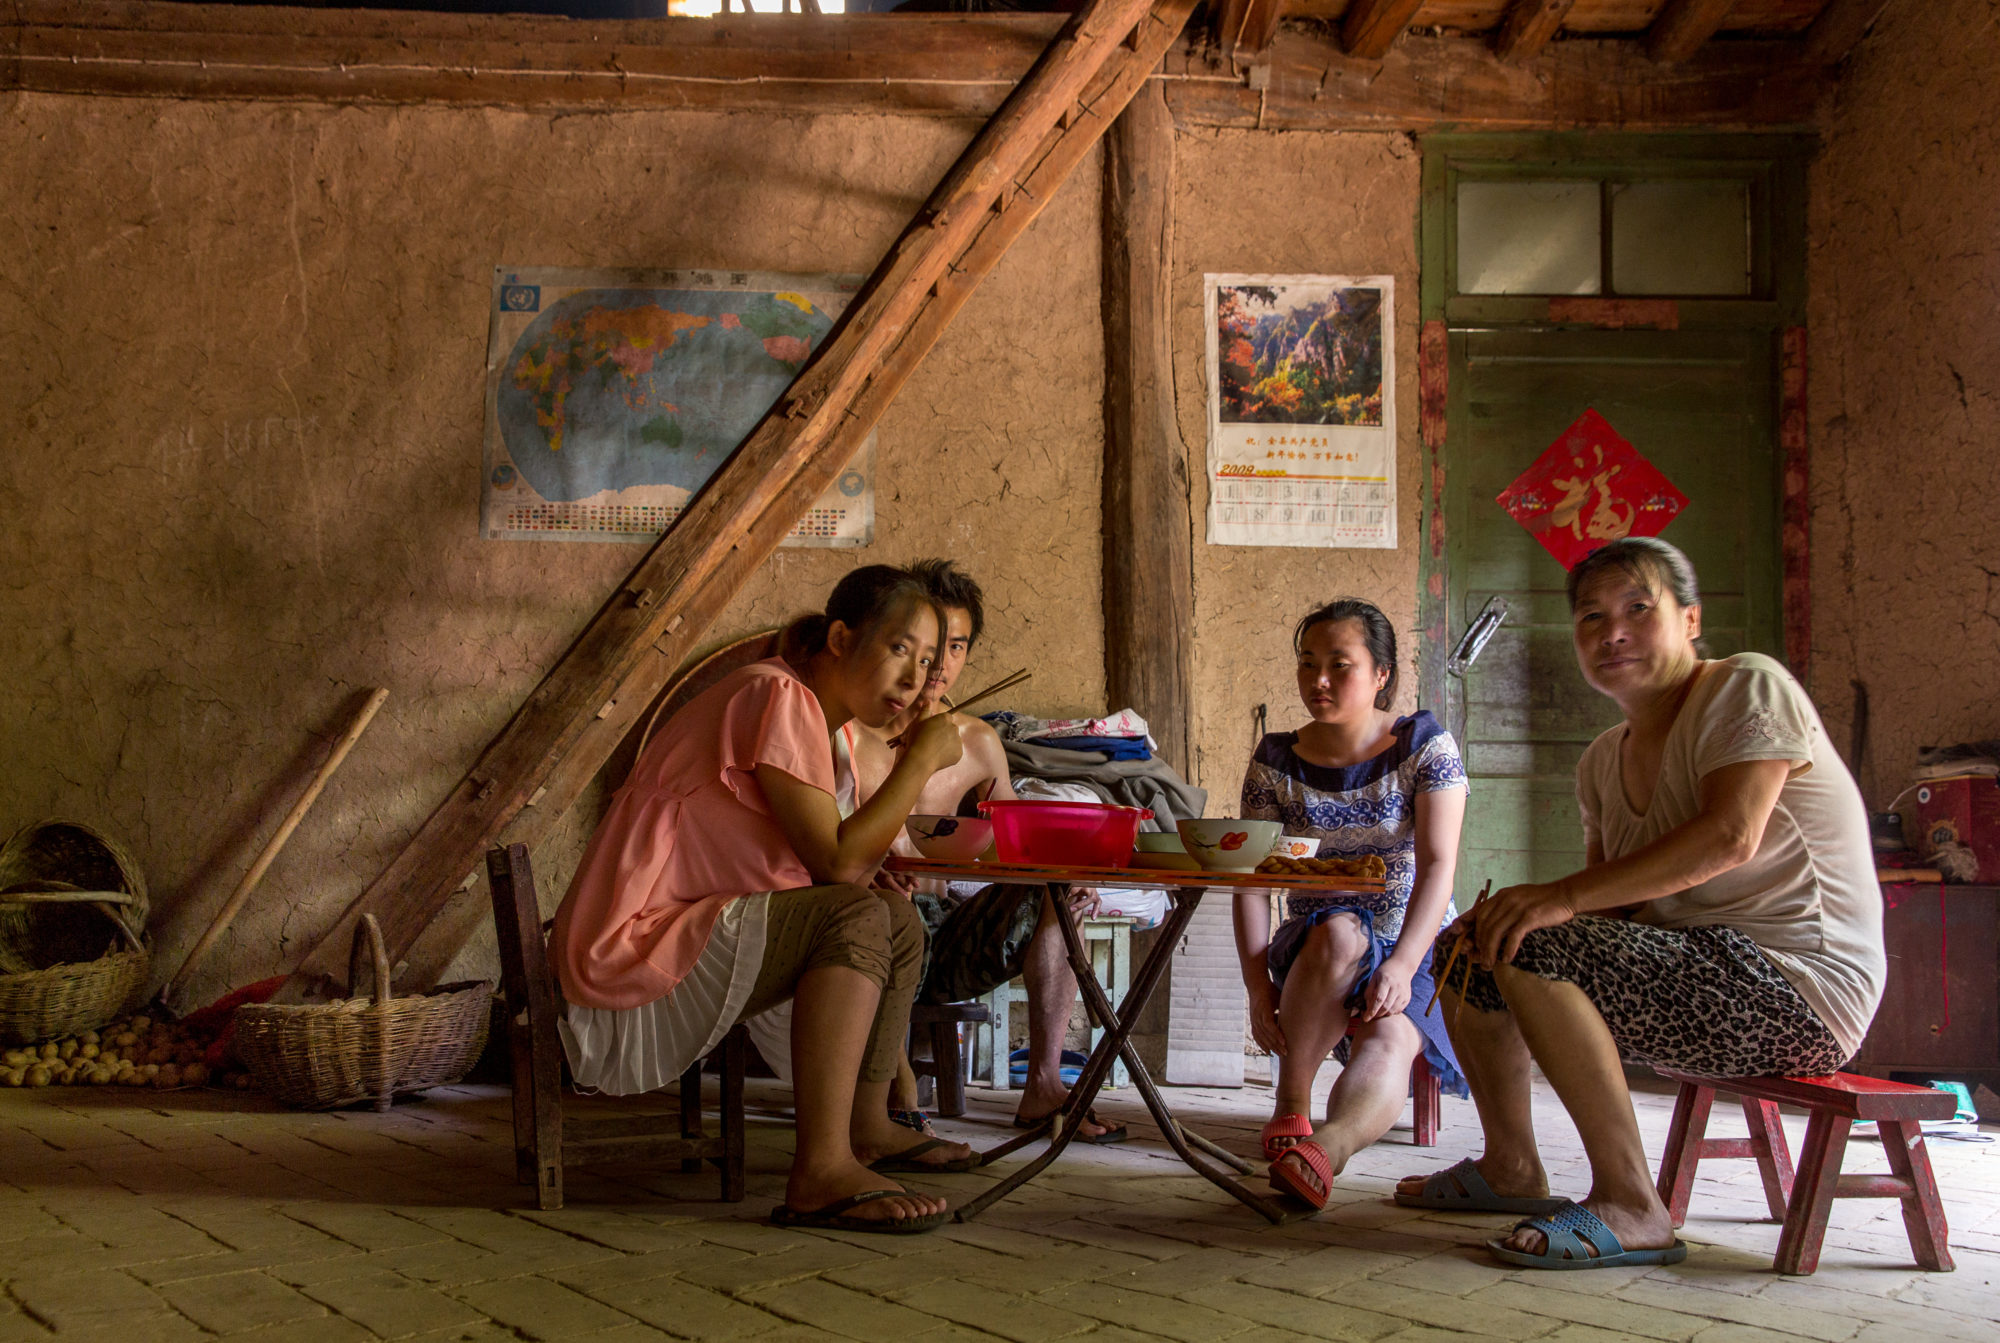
[2,1067,1995,1342]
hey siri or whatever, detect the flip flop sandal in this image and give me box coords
[769,1188,951,1235]
[1071,1107,1129,1145]
[1268,1139,1334,1211]
[1393,1157,1566,1214]
[867,1136,982,1174]
[1260,1113,1314,1161]
[1012,1104,1128,1144]
[1486,1200,1688,1270]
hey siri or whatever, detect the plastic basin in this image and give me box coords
[979,800,1151,868]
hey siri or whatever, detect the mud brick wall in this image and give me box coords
[1806,0,2000,803]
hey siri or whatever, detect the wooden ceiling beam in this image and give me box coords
[1165,32,1820,130]
[1492,0,1577,64]
[283,0,1202,996]
[1341,0,1426,61]
[1646,0,1738,65]
[5,6,1826,131]
[1804,0,1898,66]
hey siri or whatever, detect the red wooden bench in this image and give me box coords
[1654,1069,1955,1275]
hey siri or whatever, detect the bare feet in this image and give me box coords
[1395,1154,1548,1205]
[1498,1193,1676,1259]
[785,1161,946,1223]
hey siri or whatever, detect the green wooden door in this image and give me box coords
[1443,327,1783,891]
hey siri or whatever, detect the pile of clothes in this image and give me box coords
[984,708,1208,929]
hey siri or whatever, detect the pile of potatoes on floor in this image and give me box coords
[1,1015,252,1090]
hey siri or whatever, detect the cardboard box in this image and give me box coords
[1910,775,2000,882]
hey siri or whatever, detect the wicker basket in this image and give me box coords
[0,817,152,1045]
[0,819,150,975]
[0,940,149,1045]
[234,915,492,1111]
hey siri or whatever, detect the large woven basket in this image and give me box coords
[0,819,149,972]
[234,915,491,1111]
[0,820,152,1044]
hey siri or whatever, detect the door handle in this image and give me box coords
[1448,596,1509,677]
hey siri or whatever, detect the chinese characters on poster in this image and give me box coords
[1203,274,1396,549]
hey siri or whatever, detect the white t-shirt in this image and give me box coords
[1576,653,1885,1058]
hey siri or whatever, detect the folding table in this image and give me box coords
[883,855,1384,1223]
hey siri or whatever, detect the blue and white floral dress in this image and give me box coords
[1241,710,1469,1095]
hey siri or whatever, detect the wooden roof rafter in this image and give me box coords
[1341,0,1428,59]
[1492,0,1579,63]
[1212,0,1288,64]
[1646,0,1739,64]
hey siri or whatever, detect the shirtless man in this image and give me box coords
[849,559,1125,1142]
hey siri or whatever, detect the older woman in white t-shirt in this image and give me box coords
[1395,537,1884,1271]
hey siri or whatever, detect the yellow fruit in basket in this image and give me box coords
[79,1043,99,1061]
[26,1066,51,1087]
[118,1069,145,1086]
[112,1031,136,1048]
[130,1016,152,1034]
[1,1069,20,1087]
[181,1062,210,1087]
[80,1030,99,1045]
[39,1042,58,1060]
[155,1065,181,1088]
[56,1040,76,1060]
[2,1050,25,1069]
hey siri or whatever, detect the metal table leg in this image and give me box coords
[958,884,1307,1225]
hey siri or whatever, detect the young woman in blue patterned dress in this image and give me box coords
[1232,599,1471,1209]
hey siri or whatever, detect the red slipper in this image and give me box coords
[1269,1140,1333,1211]
[1260,1113,1314,1161]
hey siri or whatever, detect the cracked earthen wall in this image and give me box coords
[0,91,1434,999]
[1172,129,1425,801]
[1807,0,2000,806]
[0,96,1117,1002]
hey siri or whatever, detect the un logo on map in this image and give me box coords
[499,285,540,313]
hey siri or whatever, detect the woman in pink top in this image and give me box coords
[551,567,973,1234]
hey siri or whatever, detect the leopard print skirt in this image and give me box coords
[1451,918,1846,1077]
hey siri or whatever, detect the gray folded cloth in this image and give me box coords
[1001,739,1208,832]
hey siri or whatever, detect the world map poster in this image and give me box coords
[1202,274,1396,549]
[482,267,875,545]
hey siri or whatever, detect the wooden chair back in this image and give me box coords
[485,843,746,1209]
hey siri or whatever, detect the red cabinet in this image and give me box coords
[1853,883,1999,1081]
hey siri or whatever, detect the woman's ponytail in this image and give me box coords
[782,565,940,666]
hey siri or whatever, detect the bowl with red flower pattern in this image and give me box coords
[1175,819,1283,872]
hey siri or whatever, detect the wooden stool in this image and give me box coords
[1340,1020,1440,1146]
[909,1000,990,1117]
[487,844,747,1210]
[1655,1069,1955,1274]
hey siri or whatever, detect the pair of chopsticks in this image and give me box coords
[1424,878,1491,1019]
[886,667,1031,748]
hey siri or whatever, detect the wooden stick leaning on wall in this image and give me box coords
[288,0,1203,998]
[165,688,389,1010]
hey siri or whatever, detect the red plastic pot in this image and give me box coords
[978,800,1152,868]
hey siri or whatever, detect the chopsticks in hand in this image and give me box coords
[886,668,1031,749]
[1424,878,1491,1018]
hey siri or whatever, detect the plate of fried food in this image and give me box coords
[1254,853,1388,880]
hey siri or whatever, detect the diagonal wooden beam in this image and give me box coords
[1646,0,1736,65]
[1804,0,1897,66]
[289,0,1201,997]
[1492,0,1577,64]
[1341,0,1425,61]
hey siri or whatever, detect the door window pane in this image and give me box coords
[1610,181,1751,295]
[1456,180,1601,295]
